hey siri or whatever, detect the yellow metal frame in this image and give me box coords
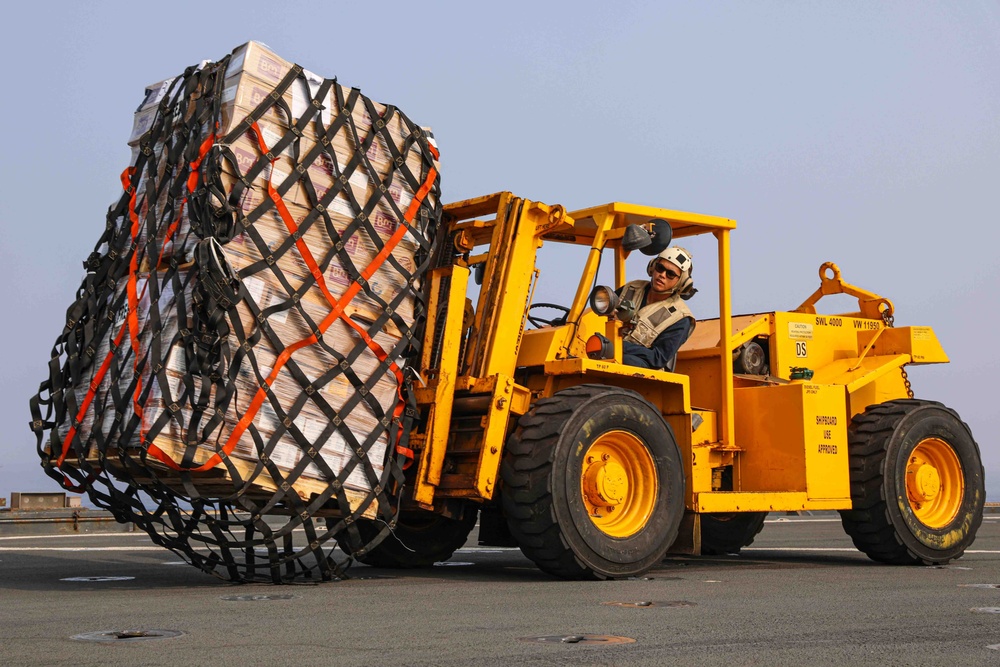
[409,191,951,526]
[414,265,470,506]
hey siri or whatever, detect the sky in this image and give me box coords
[1,1,998,502]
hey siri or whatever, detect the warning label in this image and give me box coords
[788,321,814,340]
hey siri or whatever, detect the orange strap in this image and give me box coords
[55,166,144,475]
[54,165,153,488]
[57,320,129,470]
[125,171,145,423]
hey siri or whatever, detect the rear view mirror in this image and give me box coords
[639,218,673,256]
[622,225,651,252]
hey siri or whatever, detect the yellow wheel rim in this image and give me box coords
[580,430,658,538]
[905,437,964,529]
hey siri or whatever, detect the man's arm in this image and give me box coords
[621,319,692,370]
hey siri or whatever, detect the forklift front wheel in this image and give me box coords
[500,384,685,580]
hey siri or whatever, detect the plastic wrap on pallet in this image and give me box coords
[30,41,442,582]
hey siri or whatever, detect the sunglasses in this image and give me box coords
[653,263,680,279]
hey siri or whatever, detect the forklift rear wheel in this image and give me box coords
[700,512,768,555]
[338,509,478,568]
[839,399,984,565]
[500,384,685,580]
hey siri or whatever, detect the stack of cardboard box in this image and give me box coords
[61,42,439,513]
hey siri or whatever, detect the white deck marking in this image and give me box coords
[0,533,148,541]
[0,546,165,552]
[743,547,1000,554]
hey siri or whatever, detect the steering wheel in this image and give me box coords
[527,303,571,329]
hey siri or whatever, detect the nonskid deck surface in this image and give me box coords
[3,515,1000,666]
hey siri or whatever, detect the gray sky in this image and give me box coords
[2,1,998,500]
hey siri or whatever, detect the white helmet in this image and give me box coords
[646,246,696,298]
[646,246,692,276]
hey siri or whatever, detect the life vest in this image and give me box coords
[619,280,694,348]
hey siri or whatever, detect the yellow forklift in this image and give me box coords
[343,191,985,579]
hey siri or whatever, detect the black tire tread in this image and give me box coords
[838,399,983,565]
[344,510,478,568]
[700,512,768,555]
[500,385,623,579]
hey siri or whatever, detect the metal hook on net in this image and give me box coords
[194,238,241,309]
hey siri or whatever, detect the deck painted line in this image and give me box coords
[743,547,1000,554]
[742,547,858,552]
[0,533,147,541]
[0,546,166,552]
[764,516,1000,522]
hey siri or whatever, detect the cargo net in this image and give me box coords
[28,47,442,582]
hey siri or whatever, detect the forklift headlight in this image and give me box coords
[589,286,619,316]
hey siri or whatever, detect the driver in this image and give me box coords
[618,246,697,370]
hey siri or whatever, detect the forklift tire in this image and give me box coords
[839,399,984,565]
[338,509,478,568]
[700,512,768,555]
[500,384,685,580]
